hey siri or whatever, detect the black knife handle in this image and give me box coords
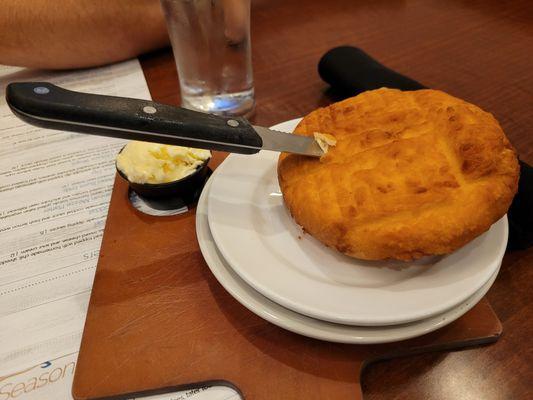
[5,82,262,154]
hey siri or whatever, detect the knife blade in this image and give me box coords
[5,82,324,157]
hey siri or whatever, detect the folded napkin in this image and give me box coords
[318,46,532,251]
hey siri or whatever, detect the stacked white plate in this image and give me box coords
[196,119,507,344]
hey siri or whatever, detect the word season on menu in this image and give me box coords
[0,359,75,399]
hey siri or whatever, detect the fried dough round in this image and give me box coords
[277,88,519,260]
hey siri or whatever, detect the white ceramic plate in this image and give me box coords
[207,118,508,326]
[197,177,501,344]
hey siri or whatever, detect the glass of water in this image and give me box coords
[160,0,255,117]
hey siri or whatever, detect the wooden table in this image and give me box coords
[139,0,533,398]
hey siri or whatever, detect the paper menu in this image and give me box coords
[0,354,238,400]
[0,61,239,400]
[1,352,238,400]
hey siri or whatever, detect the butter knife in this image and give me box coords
[6,82,323,157]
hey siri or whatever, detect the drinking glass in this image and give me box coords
[160,0,255,117]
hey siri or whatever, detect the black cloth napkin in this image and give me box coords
[318,46,532,251]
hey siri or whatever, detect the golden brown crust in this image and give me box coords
[277,88,519,260]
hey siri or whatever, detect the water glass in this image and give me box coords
[160,0,255,117]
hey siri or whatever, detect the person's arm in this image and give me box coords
[0,0,169,69]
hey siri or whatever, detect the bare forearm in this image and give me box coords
[0,0,169,69]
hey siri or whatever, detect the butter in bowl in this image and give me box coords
[116,141,211,200]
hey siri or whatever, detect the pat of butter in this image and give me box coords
[314,132,337,154]
[116,141,211,184]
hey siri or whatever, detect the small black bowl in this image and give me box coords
[116,148,211,200]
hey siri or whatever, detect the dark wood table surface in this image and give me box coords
[139,0,533,398]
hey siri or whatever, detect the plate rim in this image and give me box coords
[197,176,501,344]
